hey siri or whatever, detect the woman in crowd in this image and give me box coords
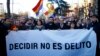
[70,21,76,29]
[34,20,45,30]
[25,19,35,30]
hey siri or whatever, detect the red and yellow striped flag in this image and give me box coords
[32,0,43,16]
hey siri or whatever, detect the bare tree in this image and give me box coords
[7,0,11,18]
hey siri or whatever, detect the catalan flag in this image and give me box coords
[32,0,43,16]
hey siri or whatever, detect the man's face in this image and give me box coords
[15,20,20,26]
[91,16,97,22]
[48,18,53,22]
[70,23,75,28]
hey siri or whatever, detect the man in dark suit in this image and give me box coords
[45,18,56,30]
[90,15,100,56]
[59,19,66,29]
[0,19,8,56]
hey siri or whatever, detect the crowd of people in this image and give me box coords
[0,15,100,56]
[0,15,99,31]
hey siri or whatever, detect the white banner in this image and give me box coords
[6,29,97,56]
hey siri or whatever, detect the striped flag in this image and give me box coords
[32,0,43,16]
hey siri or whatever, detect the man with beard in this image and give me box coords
[45,18,56,30]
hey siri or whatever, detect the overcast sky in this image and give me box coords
[0,0,84,17]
